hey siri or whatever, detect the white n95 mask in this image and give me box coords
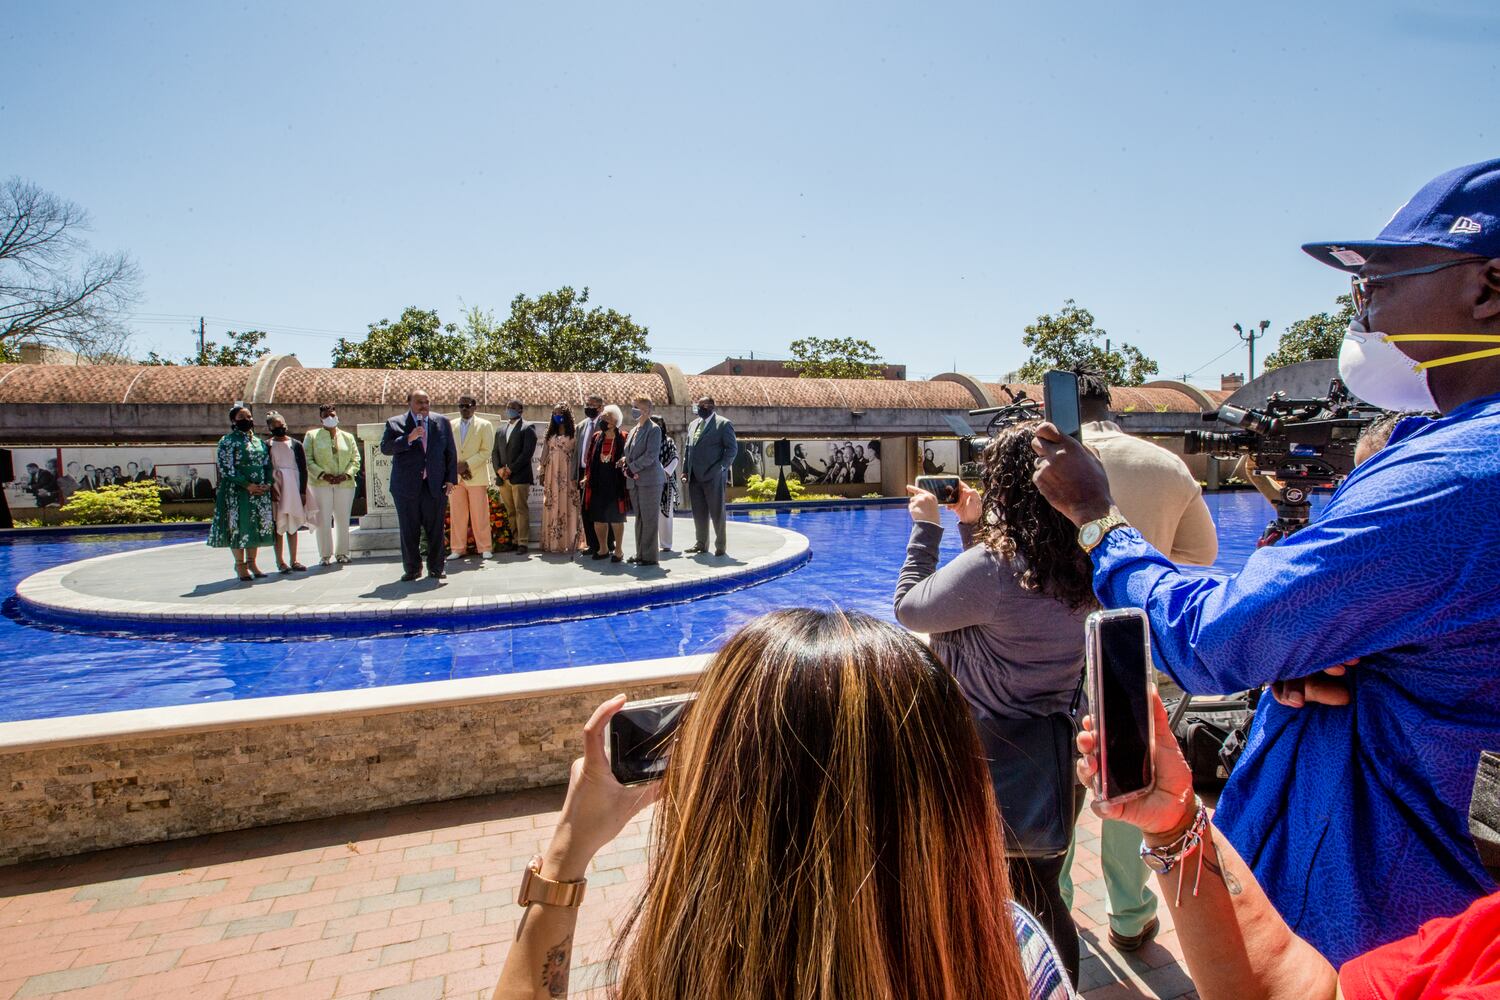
[1338,318,1438,411]
[1340,318,1500,411]
[322,416,339,429]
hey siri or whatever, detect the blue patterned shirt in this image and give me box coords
[1090,391,1500,966]
[1010,902,1076,999]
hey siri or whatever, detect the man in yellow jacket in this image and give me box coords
[450,395,496,558]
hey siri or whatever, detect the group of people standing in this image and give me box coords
[205,391,741,584]
[376,390,738,582]
[206,402,361,580]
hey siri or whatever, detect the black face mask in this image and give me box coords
[271,426,287,438]
[584,407,599,419]
[234,418,254,432]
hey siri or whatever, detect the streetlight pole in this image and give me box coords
[1234,320,1270,381]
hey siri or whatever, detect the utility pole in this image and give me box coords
[1234,320,1269,381]
[198,317,206,363]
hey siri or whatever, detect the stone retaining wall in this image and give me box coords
[0,666,698,867]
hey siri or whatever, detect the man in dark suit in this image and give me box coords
[185,467,215,500]
[576,393,604,556]
[491,397,537,555]
[683,395,737,556]
[379,388,458,581]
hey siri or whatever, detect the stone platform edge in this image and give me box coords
[13,526,810,636]
[0,653,710,866]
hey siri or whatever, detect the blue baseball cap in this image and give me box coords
[1302,158,1500,272]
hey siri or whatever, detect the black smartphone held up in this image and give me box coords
[1085,608,1156,804]
[606,693,695,786]
[1043,369,1084,443]
[914,475,961,505]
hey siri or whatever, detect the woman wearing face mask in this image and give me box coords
[304,403,361,565]
[265,410,314,573]
[582,405,628,562]
[539,403,581,555]
[208,403,276,581]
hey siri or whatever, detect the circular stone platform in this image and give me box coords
[15,517,809,638]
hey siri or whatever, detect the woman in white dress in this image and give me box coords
[265,410,315,573]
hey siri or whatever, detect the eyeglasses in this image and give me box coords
[1350,257,1491,314]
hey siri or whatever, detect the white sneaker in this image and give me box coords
[481,550,494,559]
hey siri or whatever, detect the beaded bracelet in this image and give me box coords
[1138,797,1210,905]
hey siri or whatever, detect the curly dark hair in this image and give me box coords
[975,421,1098,611]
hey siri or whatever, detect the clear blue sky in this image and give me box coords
[6,1,1497,385]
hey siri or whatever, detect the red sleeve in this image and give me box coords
[1338,891,1500,1000]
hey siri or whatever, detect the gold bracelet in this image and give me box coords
[517,855,587,909]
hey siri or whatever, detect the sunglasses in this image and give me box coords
[1350,257,1491,314]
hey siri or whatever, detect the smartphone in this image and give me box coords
[915,475,961,505]
[606,693,695,785]
[1085,608,1156,803]
[1043,369,1084,443]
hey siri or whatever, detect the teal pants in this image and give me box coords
[1060,817,1158,936]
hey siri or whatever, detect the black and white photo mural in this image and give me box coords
[916,439,961,477]
[2,446,220,508]
[736,439,884,486]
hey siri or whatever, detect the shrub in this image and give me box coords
[732,475,841,503]
[60,482,164,525]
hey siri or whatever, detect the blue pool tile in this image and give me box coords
[0,494,1296,722]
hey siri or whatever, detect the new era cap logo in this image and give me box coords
[1451,216,1483,235]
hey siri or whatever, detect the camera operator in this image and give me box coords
[1031,159,1500,966]
[1075,693,1500,1000]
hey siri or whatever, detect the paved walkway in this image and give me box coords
[16,519,806,635]
[0,787,1195,1000]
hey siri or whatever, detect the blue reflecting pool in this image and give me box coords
[0,492,1297,723]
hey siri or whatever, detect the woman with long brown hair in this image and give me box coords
[894,420,1096,984]
[493,609,1075,1000]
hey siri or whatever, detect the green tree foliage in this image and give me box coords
[331,307,471,370]
[786,336,886,379]
[1262,294,1356,371]
[60,481,163,525]
[467,286,652,373]
[141,328,270,366]
[1014,300,1159,386]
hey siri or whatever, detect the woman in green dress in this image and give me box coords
[208,404,276,581]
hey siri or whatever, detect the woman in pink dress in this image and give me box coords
[539,402,582,555]
[265,411,315,572]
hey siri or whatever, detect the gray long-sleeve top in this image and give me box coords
[893,520,1087,720]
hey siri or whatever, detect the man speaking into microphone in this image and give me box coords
[380,388,458,582]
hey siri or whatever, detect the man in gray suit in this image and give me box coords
[622,394,664,567]
[683,395,737,556]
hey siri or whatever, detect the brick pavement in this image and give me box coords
[0,786,1197,999]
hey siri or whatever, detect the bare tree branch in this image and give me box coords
[0,177,139,362]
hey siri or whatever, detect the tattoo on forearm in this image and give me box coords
[1199,846,1243,895]
[542,935,572,998]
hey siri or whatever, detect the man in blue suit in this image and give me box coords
[380,389,458,582]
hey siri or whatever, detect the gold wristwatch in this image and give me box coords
[517,855,587,908]
[1078,509,1130,553]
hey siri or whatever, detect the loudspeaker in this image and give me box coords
[773,439,792,466]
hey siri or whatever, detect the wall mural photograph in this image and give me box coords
[732,439,884,487]
[3,446,220,508]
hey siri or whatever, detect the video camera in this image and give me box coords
[1184,377,1381,540]
[943,386,1042,465]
